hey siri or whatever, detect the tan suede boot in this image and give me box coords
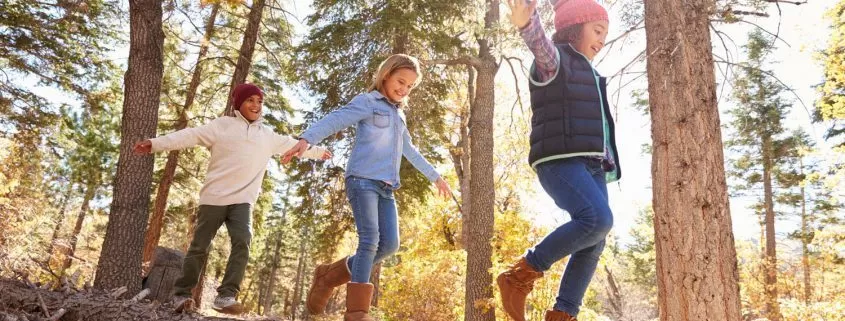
[496,257,544,321]
[545,309,577,321]
[344,282,374,321]
[306,256,352,314]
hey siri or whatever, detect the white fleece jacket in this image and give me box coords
[150,111,327,206]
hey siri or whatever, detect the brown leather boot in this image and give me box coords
[545,309,577,321]
[496,257,544,321]
[344,282,375,321]
[306,256,352,314]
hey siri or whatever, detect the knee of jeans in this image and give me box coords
[589,207,614,236]
[357,237,379,254]
[379,237,400,257]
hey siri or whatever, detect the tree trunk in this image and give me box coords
[370,263,381,307]
[761,136,781,321]
[142,2,221,267]
[224,0,266,117]
[261,234,283,315]
[643,1,742,320]
[290,235,306,320]
[182,204,207,307]
[451,67,474,248]
[94,0,164,294]
[62,182,97,273]
[464,2,498,320]
[49,188,73,268]
[604,265,624,318]
[800,161,811,305]
[192,264,207,308]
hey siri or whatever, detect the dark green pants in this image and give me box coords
[173,203,252,298]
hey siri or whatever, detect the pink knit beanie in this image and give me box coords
[554,0,609,32]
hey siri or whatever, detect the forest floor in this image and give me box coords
[0,278,285,321]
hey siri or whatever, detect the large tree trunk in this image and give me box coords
[761,136,781,321]
[224,0,266,117]
[643,1,742,320]
[94,0,164,294]
[464,2,498,321]
[62,182,97,273]
[142,3,221,267]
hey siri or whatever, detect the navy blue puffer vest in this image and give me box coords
[528,43,621,182]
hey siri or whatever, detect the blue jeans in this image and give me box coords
[344,176,400,283]
[525,157,613,316]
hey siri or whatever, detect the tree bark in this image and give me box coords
[224,0,266,117]
[94,0,164,294]
[464,2,498,321]
[142,2,221,267]
[643,1,743,320]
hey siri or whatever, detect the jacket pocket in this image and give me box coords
[373,109,390,128]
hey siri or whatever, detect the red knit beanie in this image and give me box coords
[554,0,609,32]
[231,83,263,111]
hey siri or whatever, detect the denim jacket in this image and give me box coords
[300,91,440,188]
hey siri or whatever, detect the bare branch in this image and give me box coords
[730,10,769,17]
[597,19,644,66]
[501,56,526,133]
[712,19,791,48]
[424,57,483,68]
[714,59,813,122]
[764,0,807,5]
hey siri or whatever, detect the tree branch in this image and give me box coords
[714,59,813,122]
[424,57,483,68]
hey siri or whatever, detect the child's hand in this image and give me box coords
[133,140,152,154]
[321,150,333,160]
[506,0,537,29]
[282,138,309,163]
[434,177,453,199]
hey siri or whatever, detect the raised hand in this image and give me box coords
[506,0,538,29]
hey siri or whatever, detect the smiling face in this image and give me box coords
[573,20,608,61]
[380,68,418,105]
[238,94,263,121]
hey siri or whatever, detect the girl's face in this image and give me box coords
[239,94,263,121]
[381,68,418,104]
[574,20,609,61]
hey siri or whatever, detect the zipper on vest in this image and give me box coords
[568,44,607,152]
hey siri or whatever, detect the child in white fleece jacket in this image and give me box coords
[133,83,330,314]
